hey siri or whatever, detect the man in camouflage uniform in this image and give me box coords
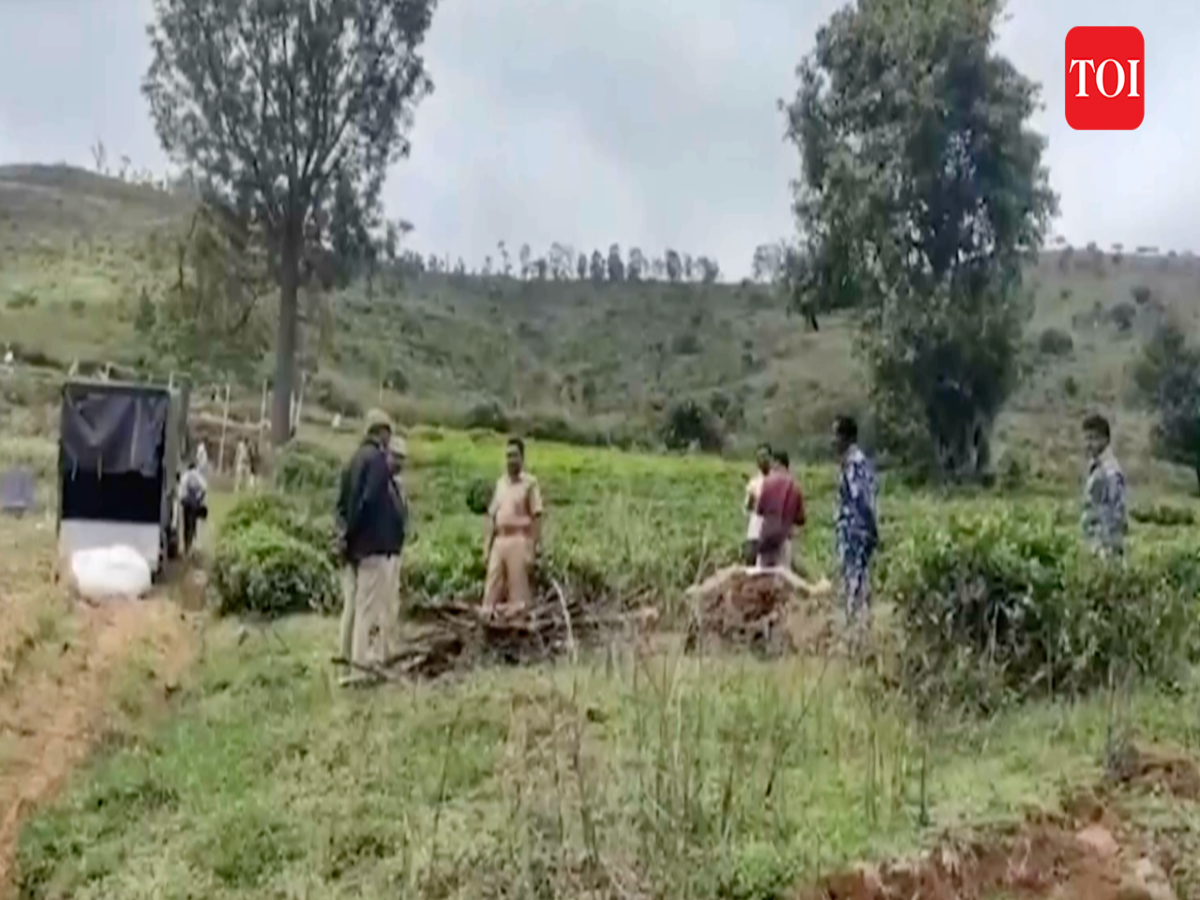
[833,416,879,625]
[1081,414,1127,558]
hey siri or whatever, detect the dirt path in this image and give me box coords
[0,518,198,893]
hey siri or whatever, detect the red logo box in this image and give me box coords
[1065,26,1144,130]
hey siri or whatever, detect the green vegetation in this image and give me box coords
[6,162,1200,490]
[9,416,1200,898]
[1134,320,1200,492]
[782,0,1056,478]
[891,508,1200,713]
[6,0,1200,892]
[143,0,438,443]
[211,520,339,617]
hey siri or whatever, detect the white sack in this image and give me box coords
[70,545,153,601]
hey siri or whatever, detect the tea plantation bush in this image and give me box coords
[890,510,1200,713]
[464,477,492,515]
[1130,503,1196,527]
[211,521,338,617]
[273,440,342,501]
[221,492,339,563]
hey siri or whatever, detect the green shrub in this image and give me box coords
[1130,503,1196,527]
[5,290,38,310]
[464,401,508,433]
[890,510,1200,714]
[273,440,342,501]
[1037,327,1074,357]
[997,451,1027,491]
[661,400,723,451]
[465,477,492,515]
[211,522,338,617]
[402,539,487,598]
[671,332,701,355]
[1109,302,1136,333]
[221,492,339,561]
[308,375,363,417]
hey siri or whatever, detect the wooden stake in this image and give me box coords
[217,382,231,473]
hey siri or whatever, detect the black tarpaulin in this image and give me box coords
[59,384,169,477]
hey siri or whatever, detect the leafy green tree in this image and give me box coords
[144,0,437,444]
[133,287,156,336]
[1133,321,1200,492]
[627,247,646,281]
[590,250,606,283]
[150,200,273,383]
[783,0,1056,475]
[607,244,625,282]
[576,253,588,281]
[751,243,785,283]
[665,249,682,283]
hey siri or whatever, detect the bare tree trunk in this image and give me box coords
[271,230,301,446]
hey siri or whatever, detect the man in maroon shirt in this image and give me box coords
[755,450,805,569]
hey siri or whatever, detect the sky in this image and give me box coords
[1,0,1196,277]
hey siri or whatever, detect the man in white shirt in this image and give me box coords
[743,443,772,565]
[179,456,209,556]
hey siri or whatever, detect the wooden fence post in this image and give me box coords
[217,382,231,474]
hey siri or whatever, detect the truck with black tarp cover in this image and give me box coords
[57,379,190,577]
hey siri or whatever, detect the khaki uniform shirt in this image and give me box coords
[489,472,544,532]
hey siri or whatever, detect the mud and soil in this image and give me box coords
[799,785,1195,900]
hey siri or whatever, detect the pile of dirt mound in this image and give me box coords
[384,581,657,679]
[683,565,833,656]
[1108,741,1200,800]
[801,810,1179,900]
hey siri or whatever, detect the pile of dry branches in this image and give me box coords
[384,580,657,680]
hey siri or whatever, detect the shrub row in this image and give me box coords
[211,492,340,617]
[889,509,1200,714]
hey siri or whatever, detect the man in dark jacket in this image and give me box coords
[336,409,405,685]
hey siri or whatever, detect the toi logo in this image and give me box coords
[1065,27,1144,130]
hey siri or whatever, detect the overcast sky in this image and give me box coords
[1,0,1196,276]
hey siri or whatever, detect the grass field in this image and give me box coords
[5,426,1200,899]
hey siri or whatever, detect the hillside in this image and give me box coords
[3,163,1199,482]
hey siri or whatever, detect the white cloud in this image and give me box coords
[2,0,1196,273]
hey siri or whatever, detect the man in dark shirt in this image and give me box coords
[755,450,805,569]
[335,409,406,685]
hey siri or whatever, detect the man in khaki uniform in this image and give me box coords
[483,437,544,614]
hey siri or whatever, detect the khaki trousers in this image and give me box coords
[338,564,357,663]
[484,534,533,612]
[349,555,400,670]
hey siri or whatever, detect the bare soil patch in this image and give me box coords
[798,774,1198,900]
